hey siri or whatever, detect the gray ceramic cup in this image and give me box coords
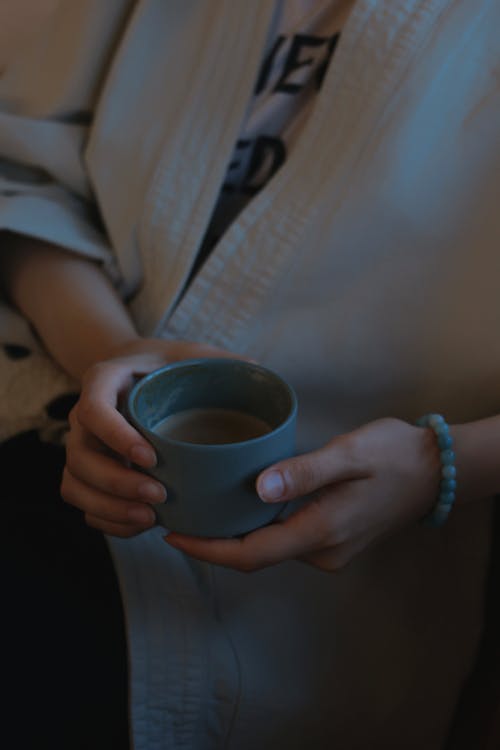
[126,358,297,538]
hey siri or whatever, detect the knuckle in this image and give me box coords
[328,529,345,548]
[76,393,101,426]
[325,518,347,547]
[82,360,107,385]
[107,475,126,498]
[287,456,317,495]
[107,424,129,453]
[67,404,80,428]
[339,432,361,466]
[307,496,339,546]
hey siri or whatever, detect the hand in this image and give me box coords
[165,418,442,571]
[61,337,241,537]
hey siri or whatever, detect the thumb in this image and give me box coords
[256,436,367,503]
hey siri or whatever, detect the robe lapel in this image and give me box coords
[132,1,275,332]
[86,0,274,332]
[165,0,453,350]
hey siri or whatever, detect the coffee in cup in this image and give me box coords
[125,358,297,537]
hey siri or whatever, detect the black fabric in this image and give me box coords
[1,431,129,750]
[45,392,80,421]
[3,343,32,359]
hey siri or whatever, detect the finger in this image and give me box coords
[74,341,257,467]
[256,435,368,503]
[165,497,334,572]
[298,534,373,573]
[61,467,157,528]
[75,360,158,468]
[84,514,152,538]
[66,428,166,503]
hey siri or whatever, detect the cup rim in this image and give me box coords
[126,357,298,449]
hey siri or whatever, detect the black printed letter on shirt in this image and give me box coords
[274,34,329,94]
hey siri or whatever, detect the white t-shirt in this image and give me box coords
[199,0,355,260]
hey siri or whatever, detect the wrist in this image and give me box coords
[92,336,191,377]
[99,334,150,362]
[450,416,500,505]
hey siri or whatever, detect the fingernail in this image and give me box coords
[258,470,285,502]
[139,481,166,503]
[128,506,156,526]
[130,444,157,468]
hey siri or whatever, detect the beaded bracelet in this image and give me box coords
[415,413,457,527]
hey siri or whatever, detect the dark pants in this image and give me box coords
[445,498,500,750]
[2,431,129,750]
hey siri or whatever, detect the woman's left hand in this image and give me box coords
[165,418,443,572]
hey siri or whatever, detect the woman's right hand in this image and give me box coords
[61,338,238,537]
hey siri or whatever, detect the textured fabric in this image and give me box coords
[0,342,78,442]
[1,1,499,748]
[0,0,132,440]
[109,503,491,749]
